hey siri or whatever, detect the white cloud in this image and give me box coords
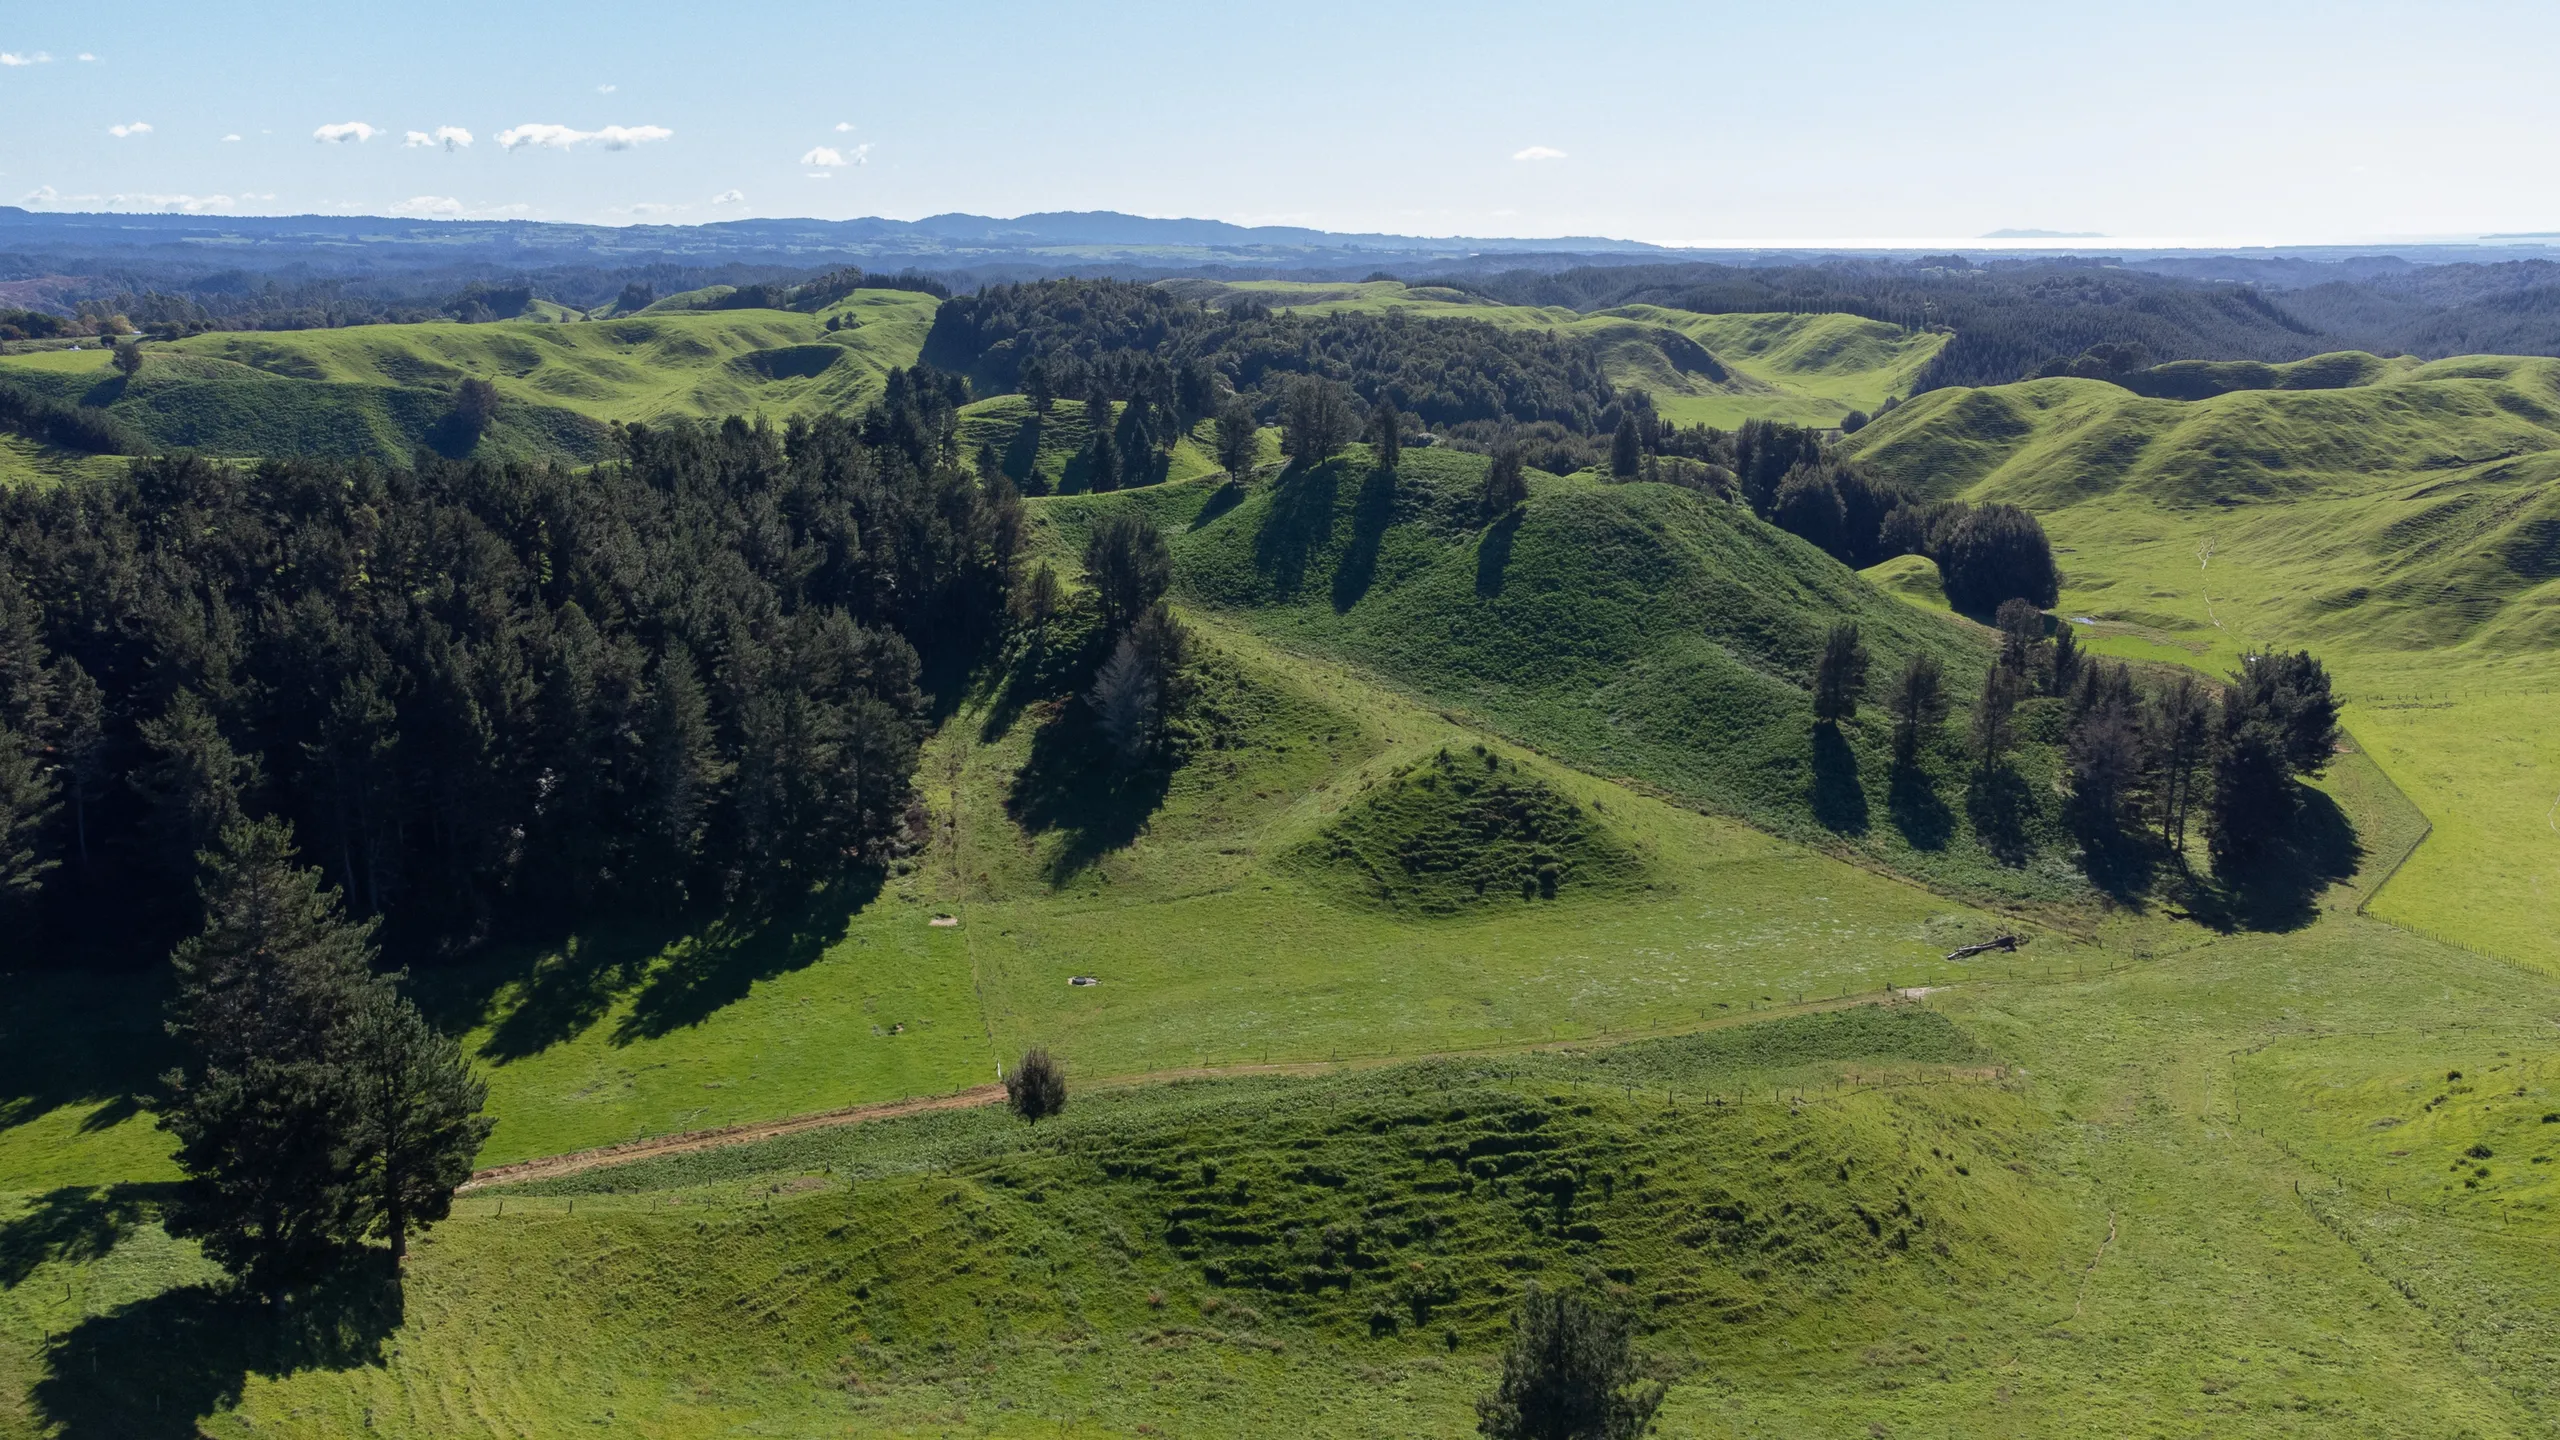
[710,188,745,206]
[77,52,95,62]
[805,172,834,180]
[107,121,152,138]
[834,121,856,133]
[1,51,52,66]
[498,122,671,151]
[313,121,378,143]
[388,195,463,217]
[222,133,242,142]
[403,125,473,152]
[108,192,234,213]
[1512,145,1567,161]
[590,124,670,150]
[800,146,846,167]
[596,83,616,93]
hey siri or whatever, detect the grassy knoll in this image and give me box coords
[1159,279,1944,428]
[1846,355,2560,973]
[0,290,938,465]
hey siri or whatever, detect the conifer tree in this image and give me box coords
[1215,397,1260,481]
[2145,670,2213,854]
[1887,652,1949,763]
[1812,623,1870,725]
[1371,397,1403,471]
[0,726,55,914]
[159,818,379,1295]
[133,690,258,891]
[351,982,493,1259]
[1481,442,1529,516]
[1476,1284,1664,1440]
[1081,513,1172,633]
[1610,412,1641,479]
[1969,665,2021,770]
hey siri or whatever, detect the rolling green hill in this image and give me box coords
[0,290,939,465]
[1165,279,1945,429]
[1159,445,2089,905]
[1845,354,2560,971]
[17,357,2560,1435]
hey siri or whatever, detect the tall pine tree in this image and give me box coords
[159,818,379,1295]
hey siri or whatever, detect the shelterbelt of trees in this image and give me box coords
[0,365,1023,966]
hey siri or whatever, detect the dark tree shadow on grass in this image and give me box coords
[32,1249,402,1440]
[1965,763,2035,867]
[1808,725,1870,835]
[1005,699,1173,884]
[1189,478,1246,531]
[1251,462,1341,598]
[613,872,880,1043]
[2176,784,2363,933]
[1474,507,1523,598]
[1887,756,1954,851]
[1330,467,1398,613]
[461,919,682,1062]
[433,872,883,1059]
[0,1183,176,1288]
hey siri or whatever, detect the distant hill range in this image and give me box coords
[7,204,2560,275]
[0,206,1669,272]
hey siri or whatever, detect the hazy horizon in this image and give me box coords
[8,0,2560,244]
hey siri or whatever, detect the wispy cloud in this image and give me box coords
[314,121,378,143]
[403,126,473,152]
[388,195,463,217]
[497,122,672,151]
[107,121,152,138]
[222,133,242,142]
[800,144,869,169]
[0,51,53,66]
[711,189,745,206]
[76,52,95,62]
[109,192,235,213]
[833,121,856,133]
[596,83,616,93]
[1511,145,1566,161]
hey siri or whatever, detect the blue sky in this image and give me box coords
[4,0,2557,244]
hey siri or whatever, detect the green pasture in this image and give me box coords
[10,734,2558,1436]
[1848,358,2560,975]
[0,290,939,465]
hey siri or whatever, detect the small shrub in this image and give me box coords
[1006,1048,1068,1123]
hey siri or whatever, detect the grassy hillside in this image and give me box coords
[1159,444,2094,906]
[14,742,2560,1436]
[1845,354,2560,972]
[0,290,938,465]
[1163,280,1946,428]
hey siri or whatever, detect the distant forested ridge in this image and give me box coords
[924,278,1624,438]
[1442,256,2560,389]
[0,366,1021,964]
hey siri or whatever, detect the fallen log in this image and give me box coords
[1944,934,2025,961]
